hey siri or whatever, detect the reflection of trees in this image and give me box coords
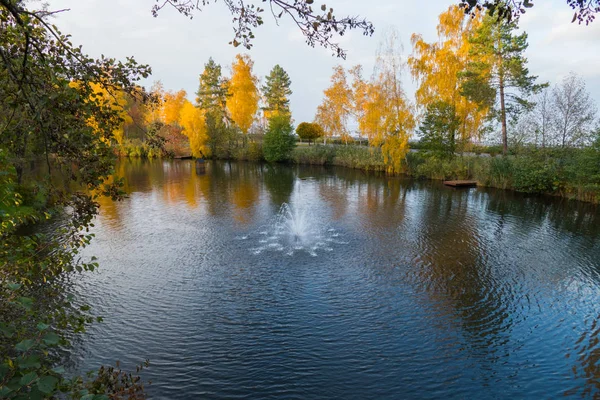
[262,163,294,207]
[412,187,514,371]
[478,188,600,238]
[318,176,350,220]
[229,163,260,226]
[353,175,409,238]
[567,316,600,397]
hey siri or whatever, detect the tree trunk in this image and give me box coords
[499,75,508,155]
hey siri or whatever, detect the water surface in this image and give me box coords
[71,160,600,399]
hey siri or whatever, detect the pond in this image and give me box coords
[69,159,600,399]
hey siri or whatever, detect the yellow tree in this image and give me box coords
[227,54,259,135]
[375,33,415,174]
[144,81,165,125]
[349,65,386,146]
[162,89,187,126]
[351,31,415,174]
[70,81,131,146]
[179,100,210,158]
[315,65,353,144]
[408,5,487,146]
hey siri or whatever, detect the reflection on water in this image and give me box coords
[71,160,600,399]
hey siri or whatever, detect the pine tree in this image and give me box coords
[196,58,230,156]
[262,65,292,118]
[196,58,229,116]
[460,17,544,154]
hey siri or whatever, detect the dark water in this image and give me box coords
[70,159,600,399]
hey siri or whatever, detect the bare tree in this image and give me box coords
[530,87,554,147]
[552,72,598,147]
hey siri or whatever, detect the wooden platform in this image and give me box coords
[443,180,478,187]
[174,155,194,160]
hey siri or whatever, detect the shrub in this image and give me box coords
[263,115,295,162]
[291,145,335,165]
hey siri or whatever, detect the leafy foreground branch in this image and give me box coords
[1,1,152,398]
[151,0,375,58]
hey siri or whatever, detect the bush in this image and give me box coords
[333,146,386,171]
[232,141,264,161]
[291,145,335,165]
[512,154,559,193]
[263,115,295,162]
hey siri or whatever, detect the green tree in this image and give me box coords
[460,17,544,155]
[0,1,150,397]
[196,58,229,115]
[262,65,292,118]
[263,114,296,162]
[196,58,231,156]
[296,122,324,145]
[419,101,461,158]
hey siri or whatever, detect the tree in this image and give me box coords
[296,122,324,145]
[409,5,487,148]
[552,72,598,147]
[349,65,386,146]
[0,1,150,397]
[315,65,353,144]
[373,30,416,173]
[460,16,544,154]
[196,58,229,115]
[163,89,188,126]
[419,101,461,157]
[262,64,292,119]
[528,86,554,147]
[263,114,296,162]
[144,81,165,124]
[180,100,210,158]
[227,54,259,135]
[151,0,374,58]
[197,58,230,156]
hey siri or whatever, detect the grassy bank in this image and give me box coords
[288,144,600,203]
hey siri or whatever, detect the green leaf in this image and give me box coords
[0,386,13,397]
[51,366,65,375]
[17,297,33,310]
[37,376,58,394]
[0,363,9,379]
[19,371,38,386]
[36,323,49,331]
[42,332,60,345]
[17,355,41,369]
[0,323,15,338]
[15,339,35,352]
[7,282,21,291]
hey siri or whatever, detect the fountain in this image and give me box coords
[243,203,346,256]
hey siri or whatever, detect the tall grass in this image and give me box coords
[291,145,386,171]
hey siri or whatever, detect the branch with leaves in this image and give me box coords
[459,0,600,24]
[151,0,374,58]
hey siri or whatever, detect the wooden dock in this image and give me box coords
[443,180,478,187]
[174,155,194,160]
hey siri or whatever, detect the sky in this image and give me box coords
[46,0,600,125]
